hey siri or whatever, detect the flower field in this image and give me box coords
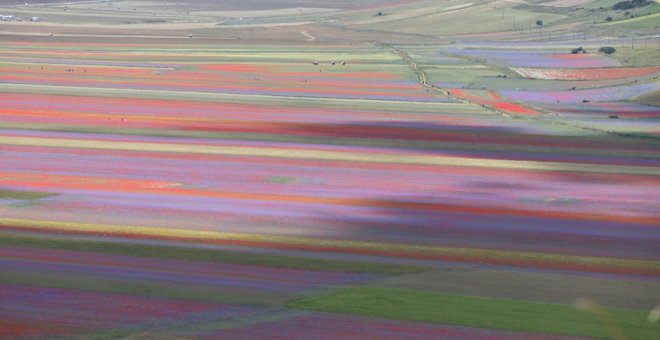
[511,66,660,81]
[1,284,257,338]
[1,0,659,338]
[448,48,621,68]
[448,89,541,115]
[0,44,442,102]
[196,312,587,339]
[420,41,660,137]
[500,82,660,103]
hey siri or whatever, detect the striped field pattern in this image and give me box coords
[1,40,659,338]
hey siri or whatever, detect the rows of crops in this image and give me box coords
[1,34,659,338]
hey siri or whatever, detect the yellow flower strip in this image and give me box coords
[1,218,658,273]
[1,136,659,176]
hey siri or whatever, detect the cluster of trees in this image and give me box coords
[569,47,616,55]
[571,46,587,54]
[612,0,651,10]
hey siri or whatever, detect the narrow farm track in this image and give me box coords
[299,30,316,42]
[382,43,544,116]
[380,43,431,88]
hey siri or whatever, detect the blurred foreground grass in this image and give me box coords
[289,287,660,339]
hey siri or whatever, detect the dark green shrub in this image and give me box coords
[599,46,616,54]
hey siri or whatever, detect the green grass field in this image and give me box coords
[0,189,55,200]
[289,287,660,339]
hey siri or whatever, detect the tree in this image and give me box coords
[536,20,543,26]
[599,46,616,54]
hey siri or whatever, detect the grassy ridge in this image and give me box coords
[289,287,659,339]
[0,233,427,275]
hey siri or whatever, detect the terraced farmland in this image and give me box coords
[1,0,659,338]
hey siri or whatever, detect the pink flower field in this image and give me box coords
[512,66,660,80]
[448,48,621,68]
[500,82,660,103]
